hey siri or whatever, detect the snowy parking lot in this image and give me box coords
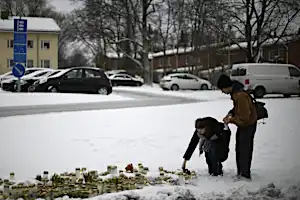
[0,89,133,107]
[0,87,300,199]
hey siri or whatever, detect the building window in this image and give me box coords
[41,40,50,49]
[159,58,162,66]
[27,40,34,48]
[7,40,13,48]
[7,59,14,68]
[27,60,34,68]
[185,55,189,64]
[41,60,50,68]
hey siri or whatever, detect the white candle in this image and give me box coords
[75,168,81,179]
[43,171,49,180]
[9,172,15,181]
[3,185,10,197]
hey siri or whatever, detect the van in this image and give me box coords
[230,63,300,98]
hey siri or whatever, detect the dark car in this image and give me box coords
[109,74,144,86]
[1,68,47,92]
[32,67,113,95]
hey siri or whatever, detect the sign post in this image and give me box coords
[13,18,27,92]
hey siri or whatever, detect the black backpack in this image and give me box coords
[246,92,269,120]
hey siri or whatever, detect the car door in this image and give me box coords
[170,74,188,89]
[287,66,300,94]
[122,74,136,86]
[183,75,200,89]
[113,74,131,86]
[58,69,84,93]
[83,69,105,93]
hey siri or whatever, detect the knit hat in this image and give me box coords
[217,74,233,89]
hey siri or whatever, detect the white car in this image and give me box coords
[160,73,212,91]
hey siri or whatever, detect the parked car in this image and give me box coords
[159,73,212,91]
[32,67,112,95]
[106,70,144,83]
[109,73,143,86]
[1,68,53,91]
[0,67,44,85]
[230,63,300,98]
[20,70,62,92]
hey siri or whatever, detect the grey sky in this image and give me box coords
[49,0,80,12]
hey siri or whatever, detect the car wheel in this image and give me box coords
[112,82,118,87]
[136,82,142,87]
[201,84,209,90]
[48,86,58,93]
[170,84,179,91]
[98,87,108,95]
[283,94,291,98]
[28,86,35,92]
[254,86,266,98]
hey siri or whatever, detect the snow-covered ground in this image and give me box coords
[0,94,300,199]
[113,84,230,101]
[0,91,133,107]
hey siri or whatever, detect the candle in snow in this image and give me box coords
[9,172,15,181]
[43,171,49,180]
[75,168,81,179]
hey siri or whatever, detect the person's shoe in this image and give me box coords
[233,174,251,182]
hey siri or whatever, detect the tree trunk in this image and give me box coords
[141,0,151,85]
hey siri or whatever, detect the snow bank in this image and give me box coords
[113,85,229,101]
[0,92,133,107]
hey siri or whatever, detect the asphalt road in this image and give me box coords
[0,90,201,118]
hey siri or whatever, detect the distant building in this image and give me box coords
[104,36,300,83]
[0,16,61,74]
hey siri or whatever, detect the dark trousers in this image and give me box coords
[205,141,223,176]
[236,123,257,178]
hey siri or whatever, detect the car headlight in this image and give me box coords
[39,78,47,84]
[20,80,27,85]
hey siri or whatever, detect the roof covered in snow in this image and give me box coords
[0,16,61,33]
[106,37,294,59]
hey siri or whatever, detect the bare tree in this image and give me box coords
[209,0,300,62]
[155,0,174,75]
[0,0,51,16]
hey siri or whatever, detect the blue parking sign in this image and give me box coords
[13,18,27,79]
[14,19,27,33]
[14,45,27,54]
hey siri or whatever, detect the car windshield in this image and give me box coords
[33,71,50,77]
[24,69,39,75]
[47,71,60,77]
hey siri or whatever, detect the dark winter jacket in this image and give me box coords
[228,81,257,127]
[183,121,231,162]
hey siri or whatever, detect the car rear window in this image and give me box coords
[231,68,247,76]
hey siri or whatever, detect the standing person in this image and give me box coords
[217,74,257,181]
[182,117,231,176]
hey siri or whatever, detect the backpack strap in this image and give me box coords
[242,90,257,103]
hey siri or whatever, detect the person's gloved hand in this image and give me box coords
[199,149,204,155]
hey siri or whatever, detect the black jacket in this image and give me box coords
[183,121,226,160]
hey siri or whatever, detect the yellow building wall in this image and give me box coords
[0,32,59,74]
